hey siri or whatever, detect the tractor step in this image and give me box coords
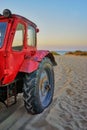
[6,83,17,107]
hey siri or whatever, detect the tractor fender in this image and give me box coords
[19,50,57,73]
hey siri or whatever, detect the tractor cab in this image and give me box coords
[0,9,39,85]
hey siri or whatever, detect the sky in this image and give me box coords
[0,0,87,51]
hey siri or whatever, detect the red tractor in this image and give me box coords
[0,9,56,114]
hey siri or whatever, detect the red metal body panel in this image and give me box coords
[0,50,5,80]
[19,50,49,73]
[2,51,25,84]
[2,50,49,84]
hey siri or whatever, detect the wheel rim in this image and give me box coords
[39,70,52,107]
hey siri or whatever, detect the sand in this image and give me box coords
[0,55,87,130]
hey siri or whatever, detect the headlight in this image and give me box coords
[3,9,12,18]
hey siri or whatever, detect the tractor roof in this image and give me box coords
[12,14,37,27]
[0,9,37,28]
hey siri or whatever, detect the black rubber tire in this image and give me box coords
[23,58,54,114]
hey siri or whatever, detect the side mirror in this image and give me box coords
[36,28,39,33]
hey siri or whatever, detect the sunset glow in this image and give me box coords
[0,0,87,51]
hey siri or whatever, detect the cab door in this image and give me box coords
[3,22,26,84]
[10,22,25,71]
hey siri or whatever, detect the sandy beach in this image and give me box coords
[0,55,87,130]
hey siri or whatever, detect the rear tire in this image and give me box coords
[23,58,54,114]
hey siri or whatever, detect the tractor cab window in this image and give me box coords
[12,23,25,51]
[27,26,36,47]
[0,22,7,48]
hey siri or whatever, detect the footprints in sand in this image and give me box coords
[47,56,87,130]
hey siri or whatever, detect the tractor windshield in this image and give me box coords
[0,22,7,48]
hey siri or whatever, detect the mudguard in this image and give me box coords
[19,50,56,73]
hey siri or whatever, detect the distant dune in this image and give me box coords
[65,50,87,56]
[51,50,87,56]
